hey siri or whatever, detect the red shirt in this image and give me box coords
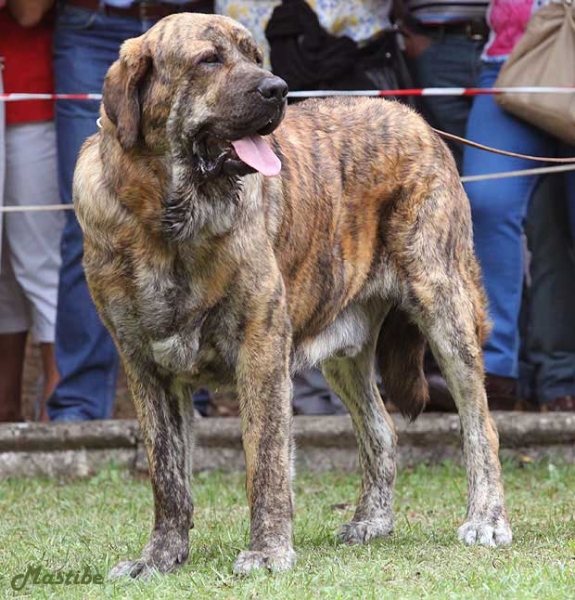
[0,8,54,125]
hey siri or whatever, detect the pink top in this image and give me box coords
[483,0,549,59]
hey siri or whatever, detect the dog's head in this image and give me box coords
[102,13,287,178]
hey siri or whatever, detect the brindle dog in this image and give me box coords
[74,13,512,577]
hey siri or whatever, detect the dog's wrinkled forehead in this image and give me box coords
[142,13,261,67]
[104,14,269,152]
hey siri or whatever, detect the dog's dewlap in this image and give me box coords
[231,135,281,177]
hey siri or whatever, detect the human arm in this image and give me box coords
[7,0,54,27]
[391,0,432,60]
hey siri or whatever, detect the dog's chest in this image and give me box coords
[131,259,193,335]
[129,260,235,383]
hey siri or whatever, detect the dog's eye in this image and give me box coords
[200,53,221,66]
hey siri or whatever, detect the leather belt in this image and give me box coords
[421,19,489,41]
[65,0,214,21]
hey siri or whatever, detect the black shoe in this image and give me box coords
[541,396,575,412]
[485,375,518,411]
[426,373,456,412]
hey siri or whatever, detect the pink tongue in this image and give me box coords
[231,135,281,177]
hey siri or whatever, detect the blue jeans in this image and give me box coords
[463,61,573,382]
[408,32,483,171]
[523,173,575,403]
[48,6,167,421]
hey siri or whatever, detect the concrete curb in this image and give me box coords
[1,413,574,479]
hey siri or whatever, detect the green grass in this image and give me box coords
[1,460,574,599]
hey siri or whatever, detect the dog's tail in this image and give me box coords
[376,307,428,421]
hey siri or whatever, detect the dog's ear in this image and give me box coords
[103,37,152,151]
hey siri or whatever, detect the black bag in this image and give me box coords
[356,31,414,100]
[265,0,413,103]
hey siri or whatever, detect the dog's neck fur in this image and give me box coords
[102,131,261,245]
[161,134,267,243]
[162,154,243,242]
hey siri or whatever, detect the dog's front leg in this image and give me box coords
[108,363,194,579]
[232,286,296,575]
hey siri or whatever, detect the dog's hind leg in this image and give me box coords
[407,273,512,547]
[322,328,397,544]
[108,364,195,579]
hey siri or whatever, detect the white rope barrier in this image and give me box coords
[461,163,575,183]
[2,87,575,101]
[2,87,575,213]
[288,86,575,98]
[3,163,575,213]
[0,204,74,213]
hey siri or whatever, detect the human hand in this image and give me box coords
[7,0,55,26]
[399,25,432,60]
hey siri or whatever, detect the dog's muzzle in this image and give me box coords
[256,76,289,107]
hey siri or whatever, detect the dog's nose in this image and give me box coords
[257,77,288,103]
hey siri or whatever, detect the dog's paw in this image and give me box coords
[457,518,512,547]
[232,548,297,575]
[338,519,394,545]
[108,560,160,580]
[109,530,189,580]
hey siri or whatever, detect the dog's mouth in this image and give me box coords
[194,113,283,180]
[228,132,281,177]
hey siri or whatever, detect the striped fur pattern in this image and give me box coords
[73,13,512,578]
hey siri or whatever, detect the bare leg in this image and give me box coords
[323,338,396,544]
[39,342,59,421]
[0,331,27,422]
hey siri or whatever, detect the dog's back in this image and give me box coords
[259,98,487,419]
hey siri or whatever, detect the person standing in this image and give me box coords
[0,0,63,422]
[463,0,575,410]
[400,0,489,171]
[522,173,575,411]
[48,0,213,421]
